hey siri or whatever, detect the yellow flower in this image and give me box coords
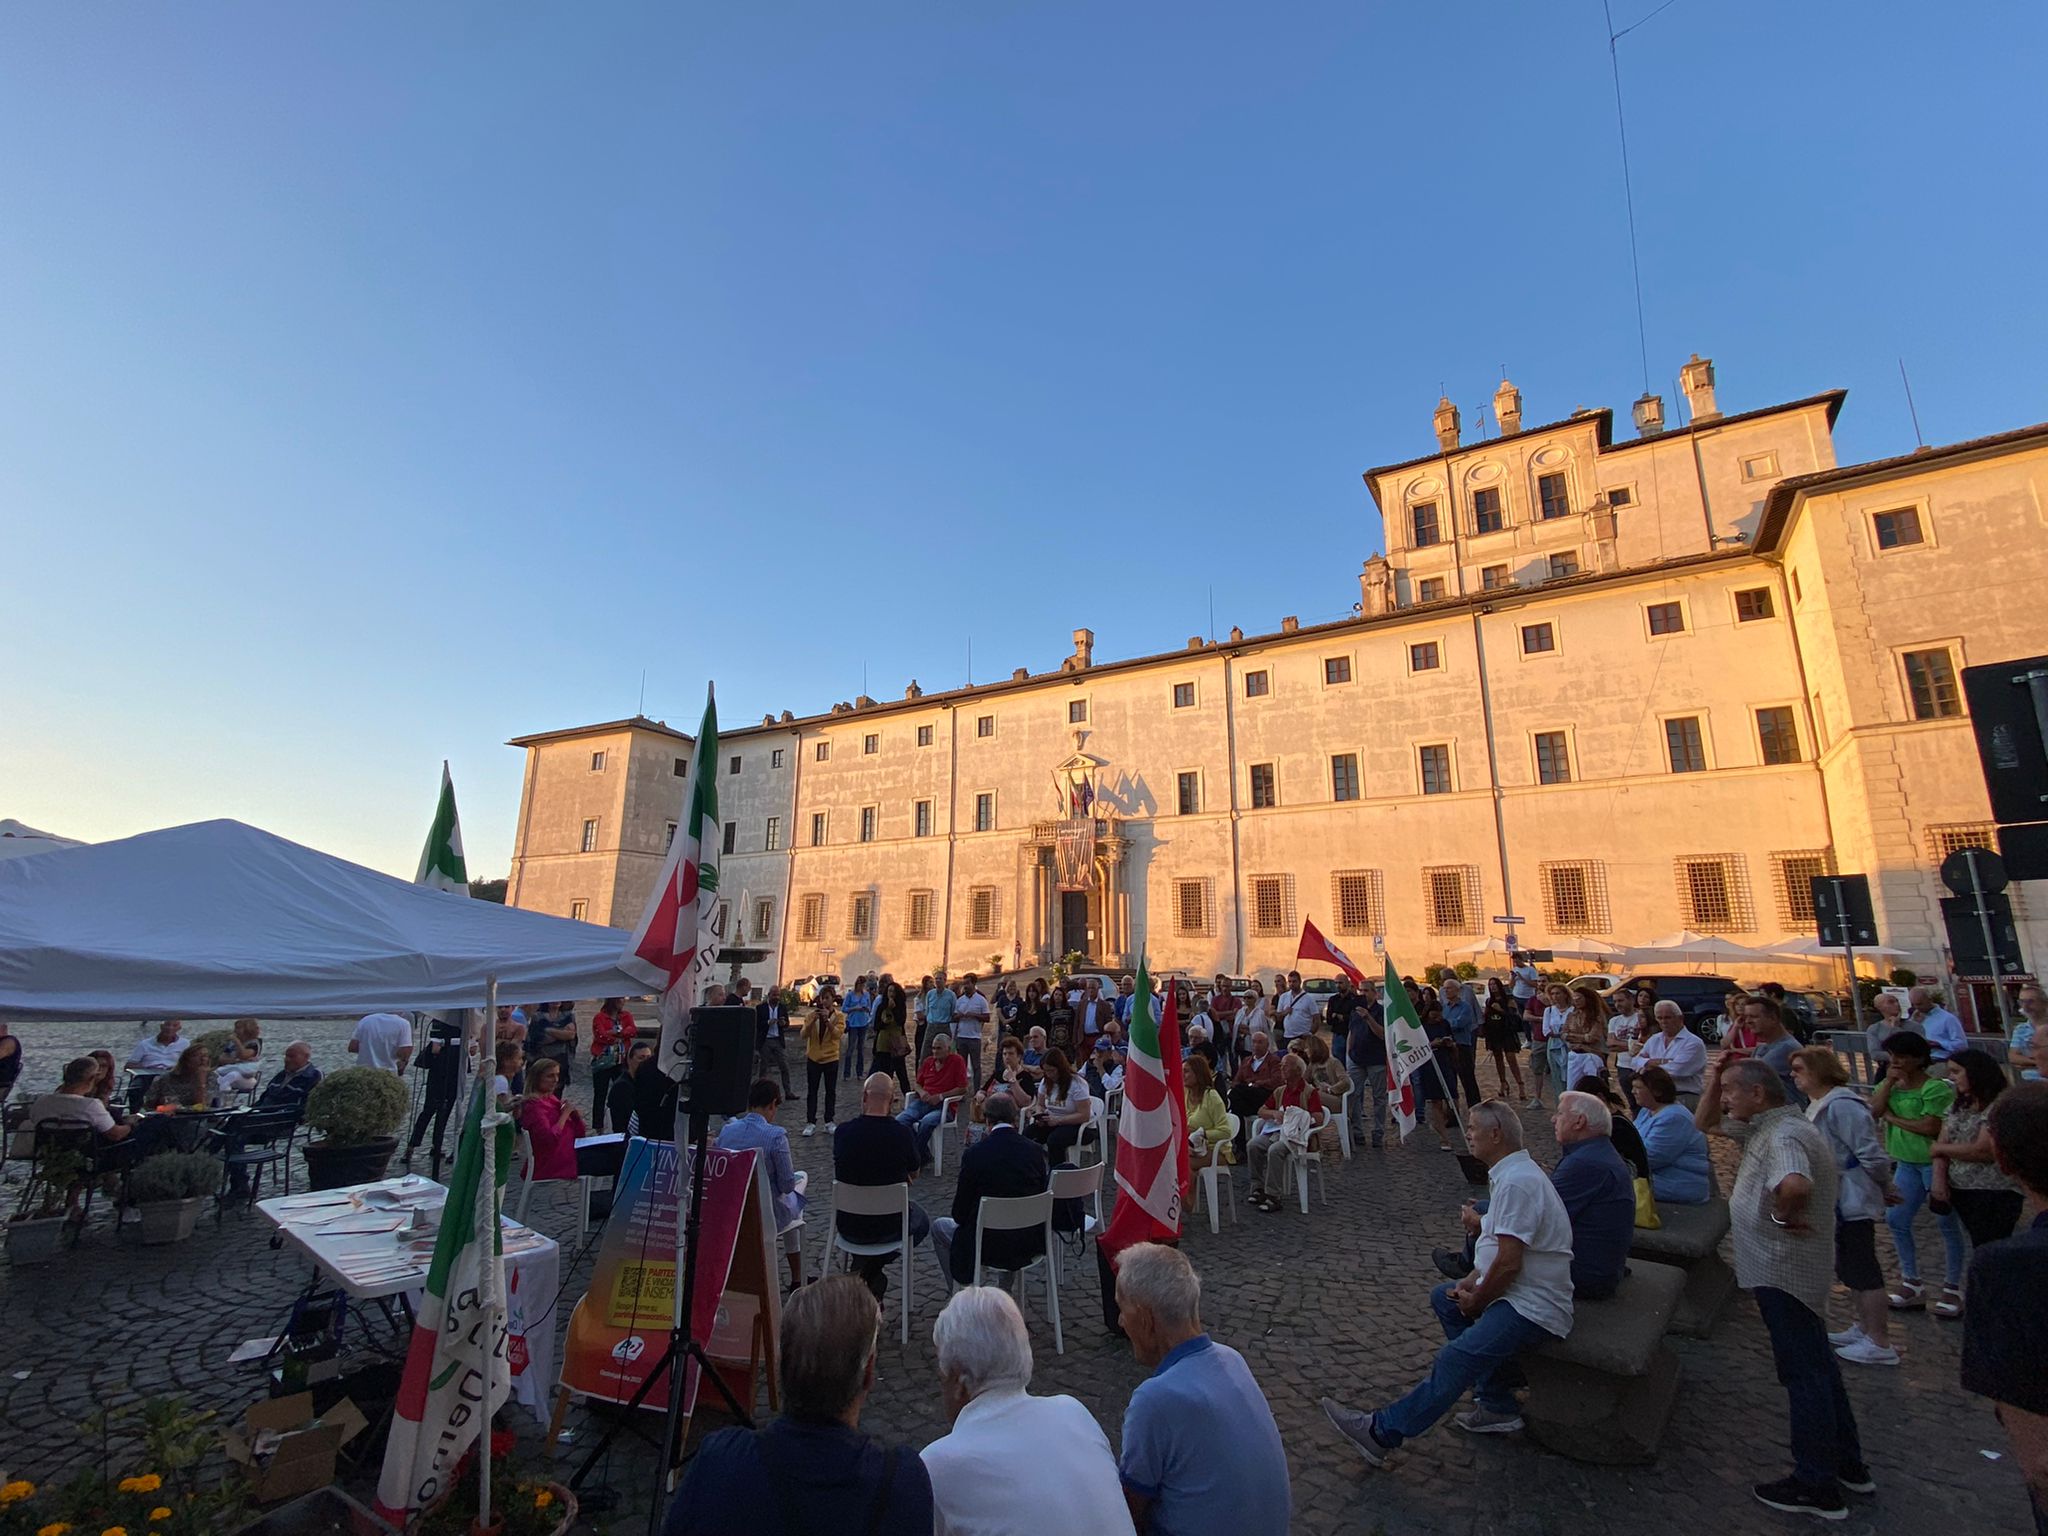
[116,1474,161,1494]
[36,1522,71,1536]
[149,1510,172,1522]
[534,1489,554,1508]
[102,1526,129,1536]
[0,1479,37,1505]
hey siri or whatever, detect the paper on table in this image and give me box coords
[317,1214,408,1236]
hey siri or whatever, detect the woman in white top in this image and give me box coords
[1024,1048,1094,1164]
[1237,983,1272,1059]
[1537,984,1573,1103]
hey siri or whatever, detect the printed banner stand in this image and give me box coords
[548,1138,780,1452]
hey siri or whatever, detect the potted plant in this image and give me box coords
[5,1145,87,1264]
[301,1066,409,1190]
[127,1150,223,1244]
[416,1439,577,1536]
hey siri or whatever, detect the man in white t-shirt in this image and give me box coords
[1274,972,1317,1043]
[1509,955,1541,1004]
[952,976,990,1087]
[125,1020,191,1074]
[348,1012,415,1074]
[12,1055,136,1158]
[1320,1101,1572,1461]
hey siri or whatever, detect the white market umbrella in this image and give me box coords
[1763,935,1911,962]
[1634,929,1771,965]
[1546,937,1631,961]
[1443,936,1511,958]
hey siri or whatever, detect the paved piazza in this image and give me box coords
[0,1062,2034,1535]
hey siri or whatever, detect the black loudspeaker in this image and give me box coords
[1963,656,2048,826]
[685,1005,756,1119]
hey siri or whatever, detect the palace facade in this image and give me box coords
[505,356,2048,999]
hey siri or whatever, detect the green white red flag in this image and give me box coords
[375,1073,513,1526]
[414,761,470,895]
[1101,962,1188,1262]
[1381,955,1433,1141]
[621,685,723,1080]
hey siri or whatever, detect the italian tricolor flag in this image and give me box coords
[1101,962,1189,1262]
[622,685,723,1080]
[1382,955,1434,1141]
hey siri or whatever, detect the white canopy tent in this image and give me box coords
[0,819,647,1020]
[0,819,83,860]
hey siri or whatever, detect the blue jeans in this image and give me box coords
[841,1028,869,1081]
[1754,1286,1863,1490]
[1886,1158,1967,1285]
[1347,1062,1388,1147]
[897,1102,946,1159]
[1372,1284,1550,1446]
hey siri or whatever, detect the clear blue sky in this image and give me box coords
[6,2,2044,879]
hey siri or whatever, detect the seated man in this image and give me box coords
[923,1287,1134,1536]
[256,1041,321,1111]
[1086,1039,1125,1099]
[664,1276,933,1535]
[931,1094,1048,1286]
[1324,1101,1574,1455]
[896,1033,968,1163]
[718,1079,807,1291]
[12,1055,137,1160]
[1227,1031,1285,1155]
[1116,1243,1291,1535]
[834,1073,929,1303]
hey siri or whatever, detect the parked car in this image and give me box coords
[1615,973,1738,1041]
[1568,973,1623,996]
[794,974,843,1003]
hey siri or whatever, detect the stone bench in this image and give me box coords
[1523,1259,1687,1466]
[1628,1198,1734,1339]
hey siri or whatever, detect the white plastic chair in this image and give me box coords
[1065,1095,1109,1168]
[966,1189,1062,1354]
[929,1098,964,1176]
[826,1181,922,1343]
[514,1129,592,1240]
[1333,1082,1355,1159]
[1050,1160,1104,1241]
[1295,1108,1332,1213]
[1192,1113,1239,1233]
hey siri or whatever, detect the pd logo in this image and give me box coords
[610,1335,648,1363]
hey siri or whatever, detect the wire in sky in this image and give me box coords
[1602,0,1662,395]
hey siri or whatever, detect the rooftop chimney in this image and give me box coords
[1187,636,1203,650]
[1494,378,1523,436]
[1070,628,1094,669]
[1680,354,1721,422]
[1280,615,1300,634]
[780,710,794,723]
[1359,553,1393,616]
[904,680,922,699]
[1433,395,1461,452]
[1632,391,1666,438]
[1228,626,1244,643]
[1012,667,1030,680]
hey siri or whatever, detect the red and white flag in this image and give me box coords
[621,685,723,1080]
[1100,964,1189,1263]
[1296,917,1365,986]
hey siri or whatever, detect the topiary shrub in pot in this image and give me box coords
[127,1150,223,1243]
[302,1067,410,1190]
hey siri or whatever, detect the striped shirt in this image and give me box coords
[1721,1104,1838,1315]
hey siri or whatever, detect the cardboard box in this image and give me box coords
[223,1391,368,1503]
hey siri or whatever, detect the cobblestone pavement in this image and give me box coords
[1,1057,2035,1535]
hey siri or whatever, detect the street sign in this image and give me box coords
[1810,874,1877,948]
[1491,916,1527,926]
[1940,846,2007,897]
[1940,892,2027,977]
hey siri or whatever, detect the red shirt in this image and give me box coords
[591,1009,638,1058]
[916,1053,968,1100]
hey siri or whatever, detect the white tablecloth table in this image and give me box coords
[258,1174,560,1416]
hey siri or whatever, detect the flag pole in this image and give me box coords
[477,974,499,1533]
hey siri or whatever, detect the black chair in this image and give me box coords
[214,1106,302,1220]
[13,1121,104,1235]
[124,1072,158,1114]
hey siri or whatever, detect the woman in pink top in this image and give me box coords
[516,1059,586,1181]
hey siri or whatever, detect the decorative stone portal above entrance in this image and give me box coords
[1026,815,1130,968]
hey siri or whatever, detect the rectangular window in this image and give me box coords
[770,748,785,769]
[798,893,825,941]
[914,800,933,838]
[1174,879,1214,937]
[1324,656,1353,685]
[728,754,741,775]
[1773,852,1832,928]
[1411,501,1442,547]
[1757,706,1802,765]
[1419,744,1453,795]
[674,756,688,777]
[976,715,995,738]
[765,816,783,852]
[1646,601,1685,636]
[1665,717,1708,773]
[1331,753,1361,802]
[1249,763,1277,809]
[1172,682,1196,709]
[974,792,995,832]
[580,818,599,854]
[665,821,678,851]
[1481,564,1510,591]
[1927,823,2000,873]
[1410,641,1441,671]
[858,806,877,843]
[1734,587,1775,622]
[1244,669,1270,698]
[1678,859,1738,930]
[810,811,828,846]
[1534,731,1571,785]
[1537,472,1570,520]
[1520,622,1555,655]
[916,725,934,747]
[863,733,879,755]
[849,893,873,940]
[908,890,934,940]
[815,741,831,762]
[1331,870,1385,936]
[590,751,606,772]
[1542,860,1610,933]
[753,897,775,941]
[1903,647,1962,719]
[1873,507,1924,549]
[1548,552,1580,579]
[1471,486,1504,535]
[1607,486,1634,507]
[1176,771,1200,816]
[1417,577,1446,602]
[569,898,588,922]
[1248,875,1296,936]
[1424,866,1477,933]
[1741,453,1779,481]
[1068,699,1088,724]
[967,887,997,938]
[721,821,737,855]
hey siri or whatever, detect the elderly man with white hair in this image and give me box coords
[1323,1100,1576,1458]
[1627,1000,1708,1107]
[922,1287,1132,1535]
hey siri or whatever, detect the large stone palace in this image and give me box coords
[505,356,2048,1002]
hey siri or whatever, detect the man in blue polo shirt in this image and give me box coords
[1115,1244,1289,1535]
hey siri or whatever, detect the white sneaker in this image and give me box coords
[1835,1338,1900,1367]
[801,1124,816,1137]
[1826,1324,1866,1348]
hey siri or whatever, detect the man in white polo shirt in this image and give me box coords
[1319,1100,1573,1459]
[124,1019,191,1074]
[348,1011,415,1075]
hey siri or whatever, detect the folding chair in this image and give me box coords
[825,1181,922,1343]
[214,1106,301,1223]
